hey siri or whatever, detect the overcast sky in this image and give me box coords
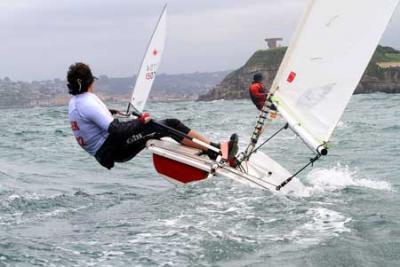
[1,0,399,81]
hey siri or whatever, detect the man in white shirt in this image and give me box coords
[67,62,238,169]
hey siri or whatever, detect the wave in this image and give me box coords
[303,164,392,195]
[0,190,123,226]
[275,207,351,246]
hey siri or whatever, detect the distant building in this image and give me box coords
[265,38,283,49]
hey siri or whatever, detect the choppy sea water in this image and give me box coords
[0,94,399,266]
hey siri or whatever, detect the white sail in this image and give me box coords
[129,4,167,113]
[271,0,399,152]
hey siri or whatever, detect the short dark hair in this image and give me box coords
[67,63,96,95]
[253,73,264,83]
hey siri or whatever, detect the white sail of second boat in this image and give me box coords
[129,4,167,113]
[143,1,399,193]
[270,0,399,153]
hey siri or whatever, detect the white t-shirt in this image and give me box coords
[68,92,114,155]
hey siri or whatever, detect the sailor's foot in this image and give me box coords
[205,134,238,162]
[206,149,219,160]
[228,133,239,167]
[206,142,220,160]
[228,133,239,159]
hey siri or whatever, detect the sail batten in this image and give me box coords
[129,5,167,113]
[271,0,399,152]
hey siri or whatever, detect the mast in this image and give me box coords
[127,4,167,114]
[240,100,277,162]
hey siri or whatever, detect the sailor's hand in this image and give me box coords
[138,112,152,124]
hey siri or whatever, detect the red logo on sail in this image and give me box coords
[287,71,296,83]
[152,49,158,56]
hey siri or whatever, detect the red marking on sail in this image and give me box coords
[152,49,158,56]
[287,71,296,83]
[152,154,208,184]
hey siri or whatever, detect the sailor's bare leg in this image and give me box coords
[180,130,212,151]
[180,129,238,162]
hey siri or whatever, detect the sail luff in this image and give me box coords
[128,4,167,113]
[270,0,316,94]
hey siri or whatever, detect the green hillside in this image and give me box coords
[372,46,400,62]
[199,45,400,101]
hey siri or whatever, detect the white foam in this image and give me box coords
[8,194,21,201]
[275,207,351,246]
[304,164,392,195]
[303,208,351,234]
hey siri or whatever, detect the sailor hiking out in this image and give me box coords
[249,73,268,111]
[67,63,239,169]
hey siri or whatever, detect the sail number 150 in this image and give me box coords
[145,64,157,80]
[145,71,156,80]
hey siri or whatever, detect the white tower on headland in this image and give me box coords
[265,38,283,49]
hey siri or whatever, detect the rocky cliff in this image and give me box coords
[198,46,400,101]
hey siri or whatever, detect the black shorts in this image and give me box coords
[95,118,191,169]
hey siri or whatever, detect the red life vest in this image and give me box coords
[249,82,267,110]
